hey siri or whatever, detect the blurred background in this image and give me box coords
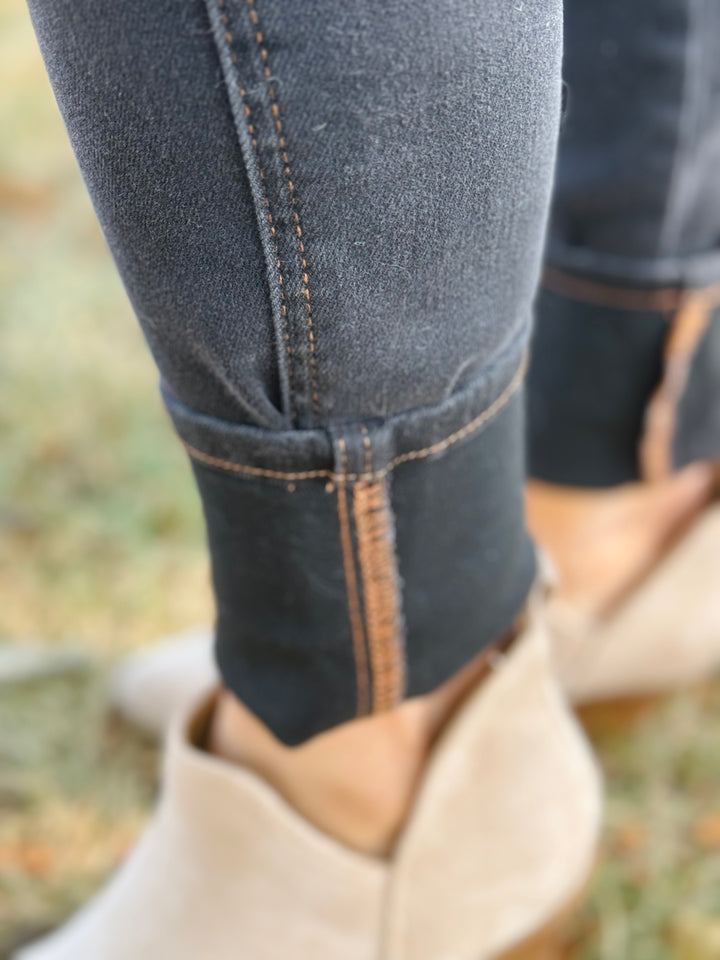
[3,0,720,957]
[0,0,211,951]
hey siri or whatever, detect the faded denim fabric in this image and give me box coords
[27,0,560,742]
[29,0,720,743]
[530,0,720,485]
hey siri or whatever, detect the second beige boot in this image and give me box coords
[549,503,720,711]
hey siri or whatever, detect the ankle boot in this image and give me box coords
[19,608,601,960]
[550,503,720,709]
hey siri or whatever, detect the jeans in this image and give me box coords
[27,0,720,744]
[530,0,720,485]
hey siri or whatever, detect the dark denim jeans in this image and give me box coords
[27,0,720,743]
[530,0,720,485]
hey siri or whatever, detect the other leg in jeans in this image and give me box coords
[528,0,720,706]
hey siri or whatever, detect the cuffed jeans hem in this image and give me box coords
[528,267,720,487]
[161,327,529,481]
[546,241,720,289]
[164,341,535,744]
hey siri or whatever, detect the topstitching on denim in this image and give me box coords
[206,0,299,425]
[212,0,321,424]
[351,474,406,713]
[243,0,320,416]
[182,349,528,485]
[335,431,371,718]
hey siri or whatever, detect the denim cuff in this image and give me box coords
[163,341,535,744]
[545,239,720,290]
[528,267,720,487]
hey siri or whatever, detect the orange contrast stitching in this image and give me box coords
[219,0,296,420]
[543,266,684,312]
[246,0,320,416]
[360,424,372,474]
[183,350,527,483]
[184,443,330,481]
[639,285,720,481]
[336,436,370,717]
[386,350,527,471]
[353,479,405,712]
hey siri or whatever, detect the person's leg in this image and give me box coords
[528,0,720,614]
[18,6,607,958]
[28,0,559,741]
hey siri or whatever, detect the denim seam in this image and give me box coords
[206,0,295,422]
[216,0,296,421]
[336,433,371,718]
[360,423,373,474]
[352,477,406,712]
[182,350,527,483]
[245,0,321,418]
[639,284,720,480]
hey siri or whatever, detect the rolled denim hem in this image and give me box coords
[546,242,720,290]
[528,267,720,487]
[161,329,530,481]
[164,338,535,744]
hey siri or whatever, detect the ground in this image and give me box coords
[2,2,720,956]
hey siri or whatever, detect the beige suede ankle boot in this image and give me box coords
[109,627,217,739]
[550,503,720,713]
[20,610,601,960]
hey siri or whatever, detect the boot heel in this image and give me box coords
[576,679,713,740]
[498,920,570,960]
[575,692,665,739]
[498,884,586,960]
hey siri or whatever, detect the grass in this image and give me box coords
[2,1,720,956]
[0,0,210,950]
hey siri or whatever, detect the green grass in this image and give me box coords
[3,2,720,956]
[0,0,211,652]
[0,672,158,952]
[572,692,720,960]
[0,0,210,950]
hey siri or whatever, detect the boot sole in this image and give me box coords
[496,868,592,960]
[575,692,664,739]
[575,679,714,740]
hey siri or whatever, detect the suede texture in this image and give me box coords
[550,503,720,703]
[19,612,601,960]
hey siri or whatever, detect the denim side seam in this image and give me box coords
[203,0,295,425]
[241,0,321,418]
[335,459,371,717]
[334,427,406,718]
[352,476,405,713]
[642,284,720,479]
[207,0,322,426]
